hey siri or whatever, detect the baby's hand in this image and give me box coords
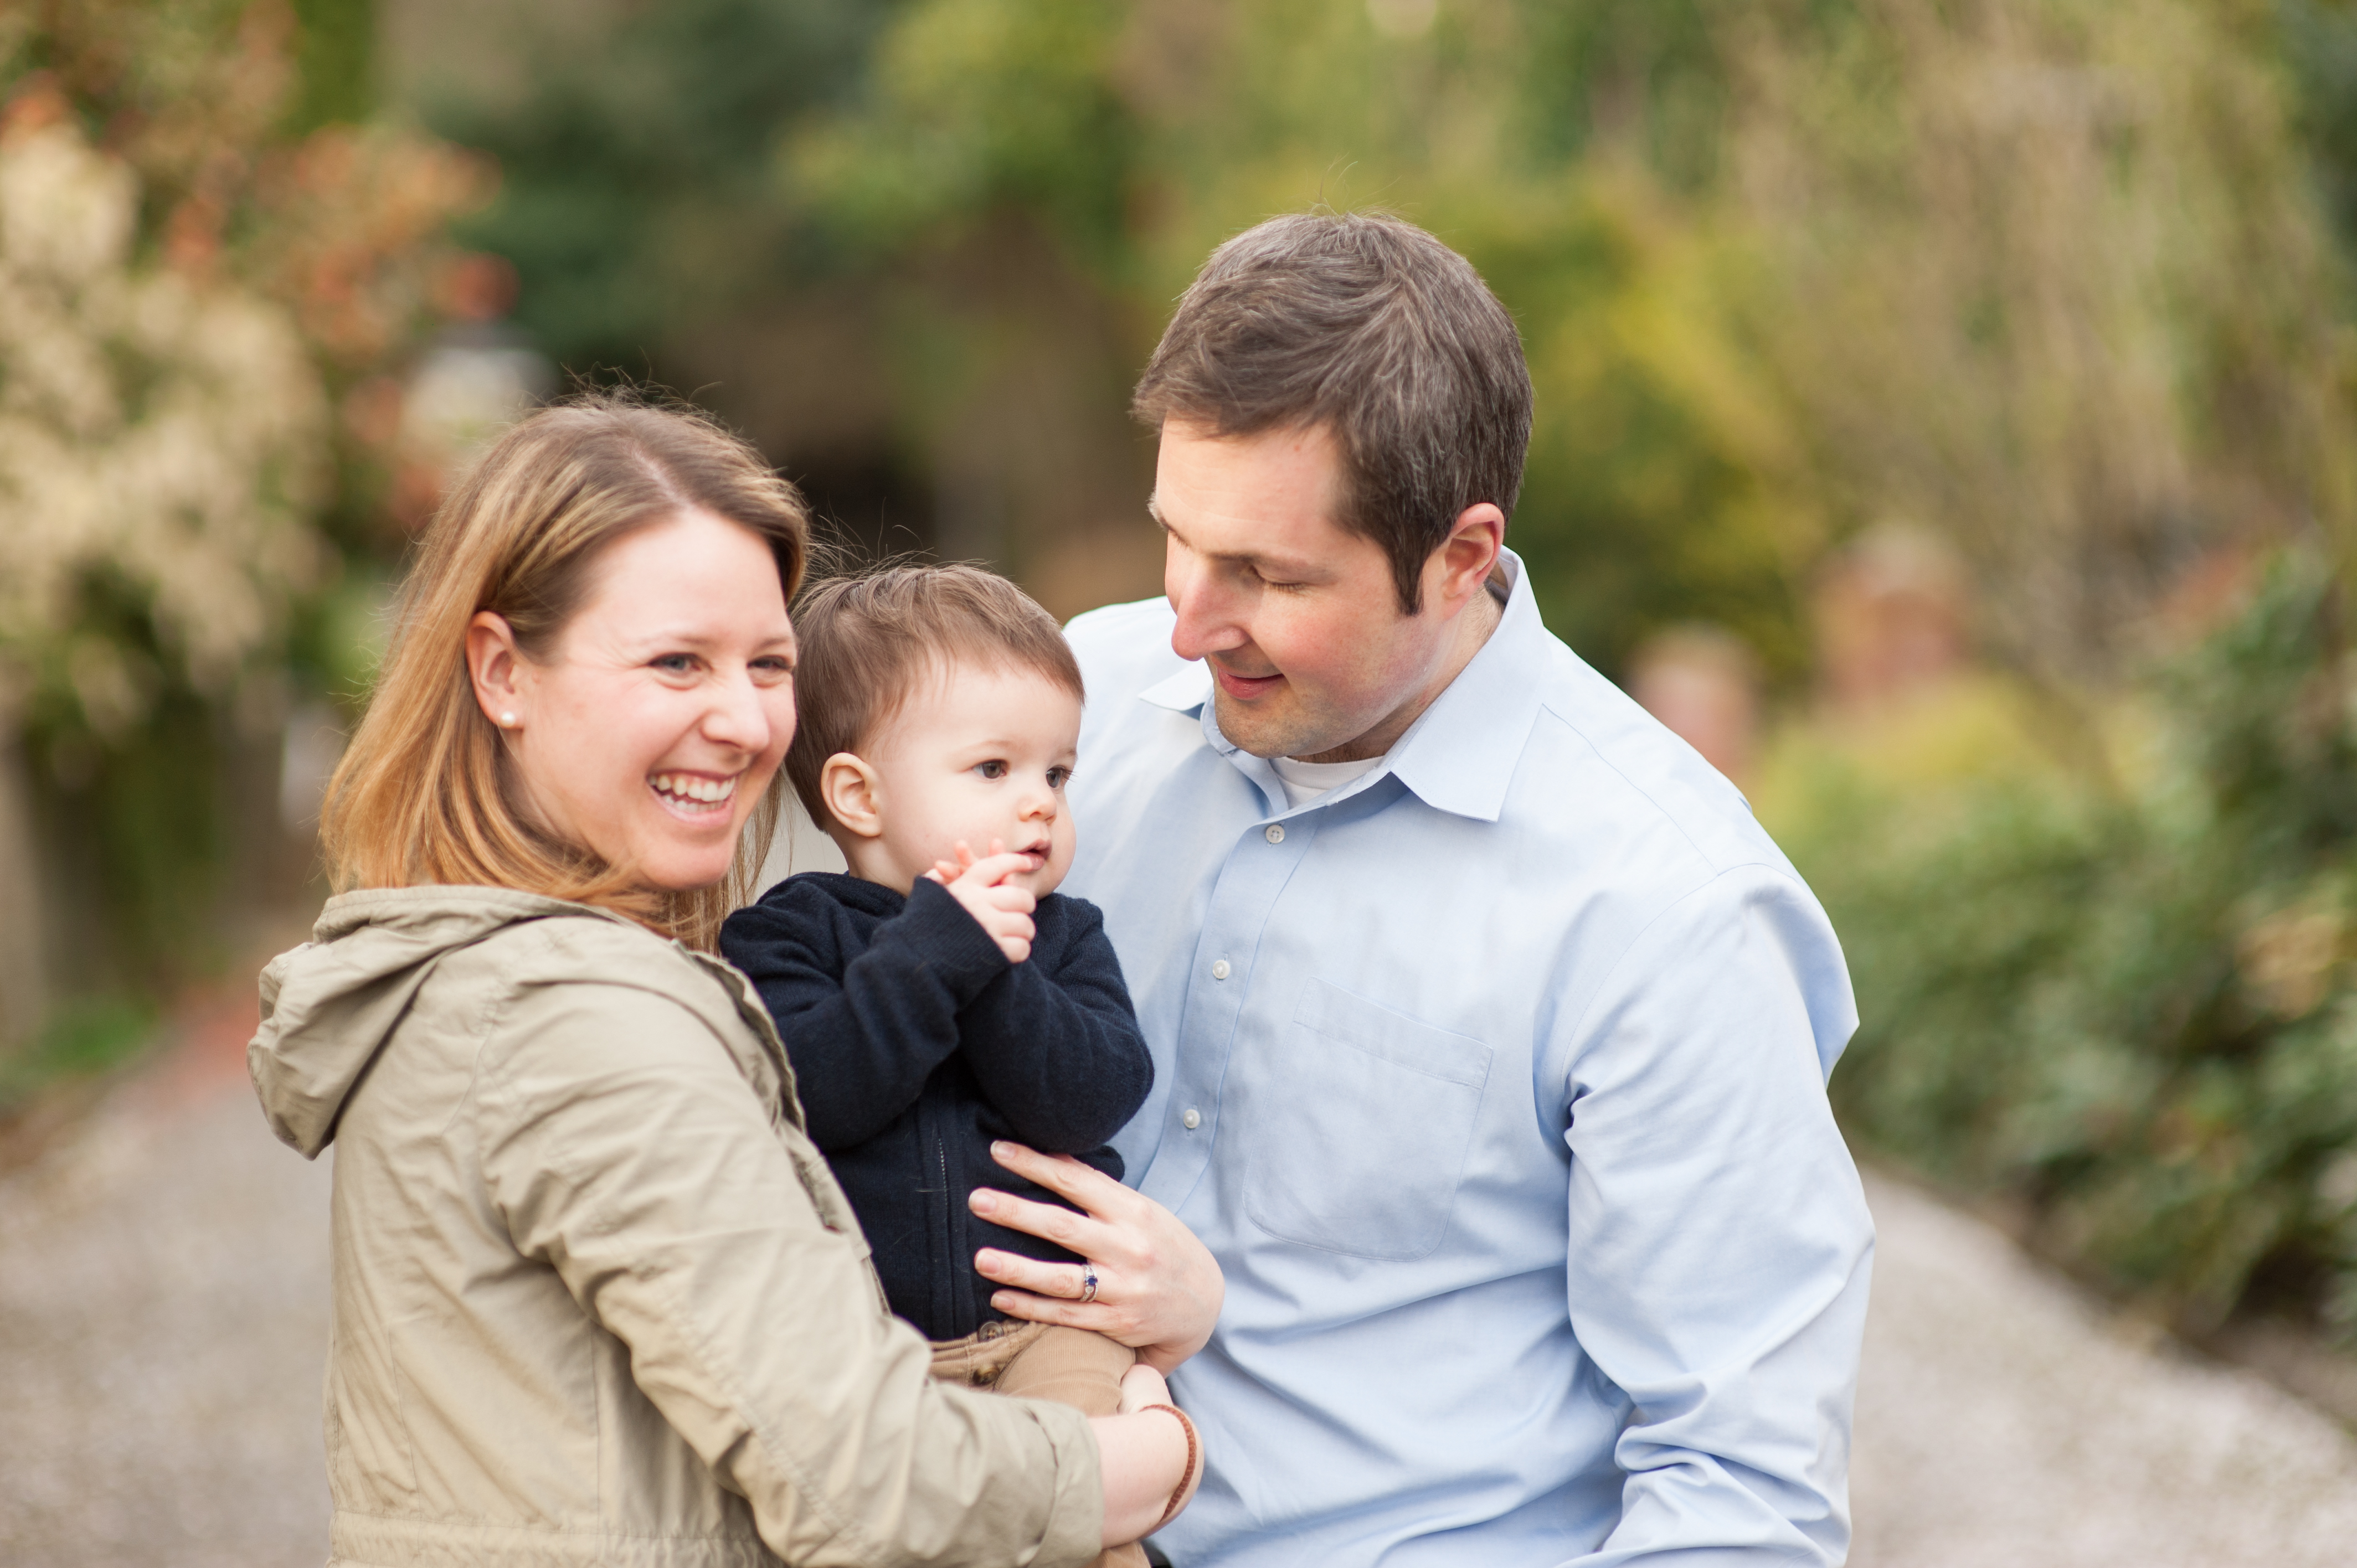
[924,839,1037,963]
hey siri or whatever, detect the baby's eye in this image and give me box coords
[1047,766,1073,789]
[974,759,1008,780]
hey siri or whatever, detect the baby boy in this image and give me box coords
[719,565,1155,1442]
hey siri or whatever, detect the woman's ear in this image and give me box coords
[466,611,529,732]
[820,752,886,840]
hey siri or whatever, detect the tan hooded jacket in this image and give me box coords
[250,886,1102,1568]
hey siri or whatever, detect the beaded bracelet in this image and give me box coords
[1140,1402,1200,1529]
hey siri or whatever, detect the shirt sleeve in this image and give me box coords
[472,978,1104,1568]
[956,899,1156,1153]
[1553,865,1874,1567]
[722,880,1008,1149]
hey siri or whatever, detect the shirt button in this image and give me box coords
[1182,1108,1202,1129]
[1211,958,1231,981]
[1265,823,1285,843]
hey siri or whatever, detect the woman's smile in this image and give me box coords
[650,770,743,815]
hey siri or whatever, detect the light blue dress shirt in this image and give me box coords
[1062,550,1874,1567]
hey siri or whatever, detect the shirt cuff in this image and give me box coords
[894,878,1013,1000]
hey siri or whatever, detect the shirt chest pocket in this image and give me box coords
[1243,978,1493,1262]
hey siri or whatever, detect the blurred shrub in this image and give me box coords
[1768,548,2357,1338]
[0,105,330,741]
[0,1,485,1013]
[425,0,883,373]
[2279,0,2357,255]
[1733,0,2357,688]
[0,994,156,1116]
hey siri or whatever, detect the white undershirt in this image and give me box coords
[1270,752,1387,809]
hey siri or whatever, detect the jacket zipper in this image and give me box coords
[935,1131,955,1333]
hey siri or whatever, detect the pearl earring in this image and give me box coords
[499,711,517,727]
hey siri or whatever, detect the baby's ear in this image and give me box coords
[819,752,886,840]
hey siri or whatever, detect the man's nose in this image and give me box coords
[1166,546,1244,663]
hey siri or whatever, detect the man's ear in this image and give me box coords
[466,611,531,730]
[1428,502,1506,617]
[819,752,887,840]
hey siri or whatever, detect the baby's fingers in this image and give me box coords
[984,884,1038,916]
[959,852,1038,890]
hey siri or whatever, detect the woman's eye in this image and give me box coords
[652,653,696,674]
[974,760,1008,780]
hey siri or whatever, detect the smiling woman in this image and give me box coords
[322,393,809,946]
[251,394,1197,1567]
[462,507,797,899]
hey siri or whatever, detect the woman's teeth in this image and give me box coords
[651,772,738,809]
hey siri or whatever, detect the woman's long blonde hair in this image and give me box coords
[321,391,809,948]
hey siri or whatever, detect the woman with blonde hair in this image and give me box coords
[249,393,1203,1567]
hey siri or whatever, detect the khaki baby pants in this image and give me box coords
[930,1321,1147,1568]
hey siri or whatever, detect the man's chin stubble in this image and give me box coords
[1214,690,1350,762]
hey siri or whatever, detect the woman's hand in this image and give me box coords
[969,1141,1224,1374]
[1088,1364,1202,1547]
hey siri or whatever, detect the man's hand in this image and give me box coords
[922,839,1036,963]
[970,1141,1225,1374]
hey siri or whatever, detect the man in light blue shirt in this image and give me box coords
[984,211,1872,1566]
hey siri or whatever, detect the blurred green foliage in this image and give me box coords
[432,0,885,372]
[2279,0,2357,253]
[0,995,157,1117]
[287,0,375,131]
[1770,550,2357,1338]
[441,0,2353,682]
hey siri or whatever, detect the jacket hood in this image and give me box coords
[249,886,638,1157]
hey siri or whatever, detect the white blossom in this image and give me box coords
[0,120,328,735]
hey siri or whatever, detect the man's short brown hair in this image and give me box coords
[786,564,1084,831]
[1132,209,1533,615]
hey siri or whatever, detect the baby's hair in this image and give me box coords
[788,563,1085,832]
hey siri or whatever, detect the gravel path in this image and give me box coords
[1,1025,2353,1566]
[1849,1171,2357,1566]
[0,1003,330,1568]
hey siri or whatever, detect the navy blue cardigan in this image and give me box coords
[719,872,1154,1341]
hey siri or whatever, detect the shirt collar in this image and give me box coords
[1382,550,1547,823]
[1134,548,1548,824]
[1140,661,1212,713]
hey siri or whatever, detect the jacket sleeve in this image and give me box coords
[472,977,1104,1568]
[955,897,1155,1153]
[721,880,1008,1149]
